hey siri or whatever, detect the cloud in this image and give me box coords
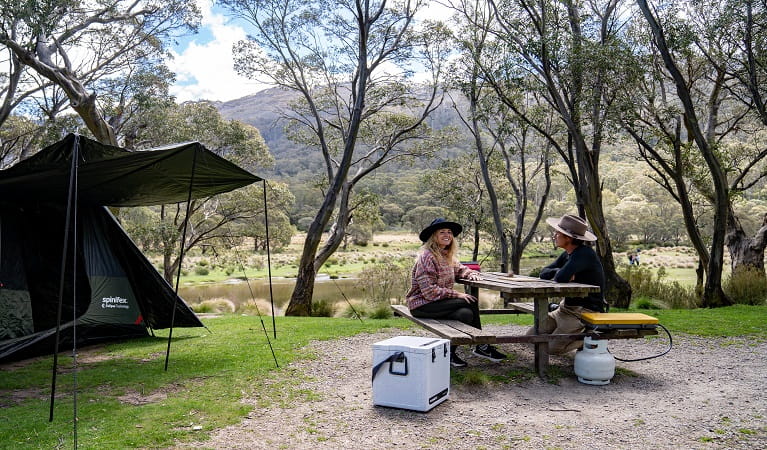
[168,2,269,103]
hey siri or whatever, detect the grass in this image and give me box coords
[630,305,767,337]
[2,304,764,448]
[0,316,410,449]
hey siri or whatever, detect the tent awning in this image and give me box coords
[0,134,262,206]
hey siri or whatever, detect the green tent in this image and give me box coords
[0,134,261,361]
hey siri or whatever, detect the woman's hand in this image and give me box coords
[466,272,482,281]
[458,292,477,303]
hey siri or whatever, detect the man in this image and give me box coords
[529,214,606,354]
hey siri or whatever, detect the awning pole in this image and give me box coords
[164,147,198,371]
[49,135,80,426]
[263,179,276,339]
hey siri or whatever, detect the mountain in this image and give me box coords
[214,86,470,178]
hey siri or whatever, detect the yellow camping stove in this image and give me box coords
[574,312,662,385]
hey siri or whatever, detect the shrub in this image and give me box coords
[359,262,411,305]
[632,296,664,310]
[310,299,336,317]
[369,304,393,319]
[337,301,370,319]
[619,265,698,309]
[194,266,210,276]
[191,298,235,314]
[236,299,276,316]
[724,267,767,305]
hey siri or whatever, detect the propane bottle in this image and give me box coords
[574,336,615,385]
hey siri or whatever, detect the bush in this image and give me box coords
[618,265,698,309]
[369,304,393,319]
[310,299,336,317]
[632,296,664,310]
[337,301,370,319]
[194,266,210,276]
[191,298,235,314]
[724,267,767,305]
[359,262,411,305]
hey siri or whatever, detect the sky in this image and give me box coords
[168,1,455,104]
[168,1,268,103]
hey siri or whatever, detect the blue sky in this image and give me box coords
[168,1,269,103]
[168,0,454,103]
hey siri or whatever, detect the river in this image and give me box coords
[178,256,555,314]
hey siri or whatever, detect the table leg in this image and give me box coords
[533,297,549,377]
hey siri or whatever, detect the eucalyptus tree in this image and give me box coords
[0,0,201,145]
[634,0,767,306]
[692,0,767,275]
[221,0,453,315]
[460,0,636,306]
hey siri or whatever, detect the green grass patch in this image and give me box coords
[623,305,767,337]
[0,316,410,449]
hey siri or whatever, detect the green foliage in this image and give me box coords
[337,302,370,320]
[310,299,336,317]
[358,261,412,305]
[190,298,235,314]
[633,296,663,310]
[619,265,698,309]
[723,267,767,306]
[368,304,393,319]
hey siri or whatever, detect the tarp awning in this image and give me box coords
[0,134,262,206]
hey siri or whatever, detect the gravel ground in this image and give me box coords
[181,325,766,449]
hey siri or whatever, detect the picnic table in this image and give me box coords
[392,272,657,377]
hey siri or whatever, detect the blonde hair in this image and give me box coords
[423,229,459,265]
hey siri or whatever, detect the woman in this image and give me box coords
[405,218,507,367]
[529,214,606,354]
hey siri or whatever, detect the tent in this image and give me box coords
[0,134,261,362]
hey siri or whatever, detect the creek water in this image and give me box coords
[178,256,555,314]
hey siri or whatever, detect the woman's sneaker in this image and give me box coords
[450,353,468,367]
[473,344,507,362]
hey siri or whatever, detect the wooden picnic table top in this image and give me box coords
[458,272,600,298]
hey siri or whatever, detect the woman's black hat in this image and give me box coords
[419,218,462,242]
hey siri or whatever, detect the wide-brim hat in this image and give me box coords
[419,218,462,242]
[546,214,597,242]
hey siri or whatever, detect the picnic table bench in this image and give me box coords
[391,272,658,377]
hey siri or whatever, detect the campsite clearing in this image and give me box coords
[182,326,766,450]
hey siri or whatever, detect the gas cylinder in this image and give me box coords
[573,336,615,385]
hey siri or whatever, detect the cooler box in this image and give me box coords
[371,336,450,412]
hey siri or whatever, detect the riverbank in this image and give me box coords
[172,231,705,287]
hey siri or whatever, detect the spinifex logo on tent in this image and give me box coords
[101,296,130,309]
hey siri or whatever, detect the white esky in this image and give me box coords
[168,0,454,103]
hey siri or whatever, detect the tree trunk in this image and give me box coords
[472,218,481,262]
[471,96,509,272]
[725,212,767,274]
